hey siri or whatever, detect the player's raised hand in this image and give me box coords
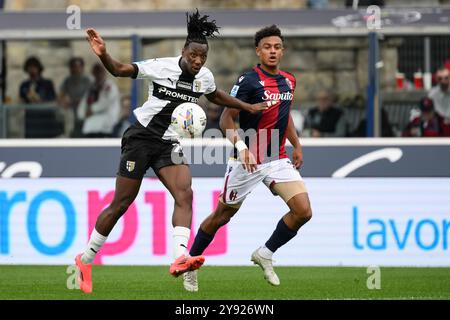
[86,28,106,57]
[239,149,258,173]
[246,100,278,114]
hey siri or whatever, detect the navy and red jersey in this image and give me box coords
[230,64,296,164]
[402,114,447,137]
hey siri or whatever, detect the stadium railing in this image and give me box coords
[0,103,64,138]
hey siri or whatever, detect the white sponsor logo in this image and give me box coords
[262,90,293,101]
[259,81,265,87]
[157,86,199,103]
[176,81,192,90]
[238,76,245,83]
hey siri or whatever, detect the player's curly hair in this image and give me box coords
[254,25,284,47]
[184,9,220,47]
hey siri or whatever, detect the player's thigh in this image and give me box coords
[118,125,152,180]
[264,158,308,203]
[220,159,265,207]
[150,140,192,199]
[110,176,143,212]
[157,164,193,202]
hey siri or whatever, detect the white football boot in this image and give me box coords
[183,270,198,292]
[251,249,280,286]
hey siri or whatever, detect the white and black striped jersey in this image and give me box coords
[132,56,216,141]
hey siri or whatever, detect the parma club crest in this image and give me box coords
[126,161,135,172]
[193,80,202,93]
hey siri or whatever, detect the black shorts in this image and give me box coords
[118,122,187,180]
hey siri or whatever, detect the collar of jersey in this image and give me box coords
[256,64,281,78]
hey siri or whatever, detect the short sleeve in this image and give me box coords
[292,75,297,92]
[132,58,161,80]
[203,70,217,95]
[229,74,251,103]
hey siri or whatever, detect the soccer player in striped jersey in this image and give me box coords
[186,25,312,291]
[74,10,270,294]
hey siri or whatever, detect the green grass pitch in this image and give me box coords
[0,265,449,300]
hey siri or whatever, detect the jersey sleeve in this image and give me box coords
[229,74,252,103]
[203,69,217,95]
[132,58,162,80]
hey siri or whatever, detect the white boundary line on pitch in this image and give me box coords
[1,138,450,148]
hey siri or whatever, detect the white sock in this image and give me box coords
[258,246,274,260]
[81,228,108,264]
[173,226,190,259]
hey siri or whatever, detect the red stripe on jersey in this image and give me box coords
[253,66,280,164]
[278,70,297,159]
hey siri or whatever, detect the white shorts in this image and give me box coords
[220,158,305,207]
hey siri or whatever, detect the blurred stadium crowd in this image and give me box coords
[1,0,450,138]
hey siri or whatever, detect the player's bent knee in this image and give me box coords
[301,206,313,222]
[289,194,312,224]
[174,187,193,208]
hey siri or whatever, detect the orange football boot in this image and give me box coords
[75,254,93,293]
[169,255,205,277]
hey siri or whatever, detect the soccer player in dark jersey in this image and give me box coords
[187,25,312,291]
[74,10,272,294]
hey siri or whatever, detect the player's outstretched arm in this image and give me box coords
[86,28,136,78]
[206,89,275,114]
[220,108,257,173]
[286,115,303,169]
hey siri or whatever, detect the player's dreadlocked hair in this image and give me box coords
[184,9,220,48]
[254,25,284,47]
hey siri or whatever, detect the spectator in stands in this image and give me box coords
[444,59,450,72]
[113,95,132,138]
[402,97,446,137]
[203,101,224,137]
[77,63,120,138]
[304,90,346,137]
[59,57,91,137]
[429,67,450,121]
[19,56,56,104]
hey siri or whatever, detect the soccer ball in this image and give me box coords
[171,102,207,138]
